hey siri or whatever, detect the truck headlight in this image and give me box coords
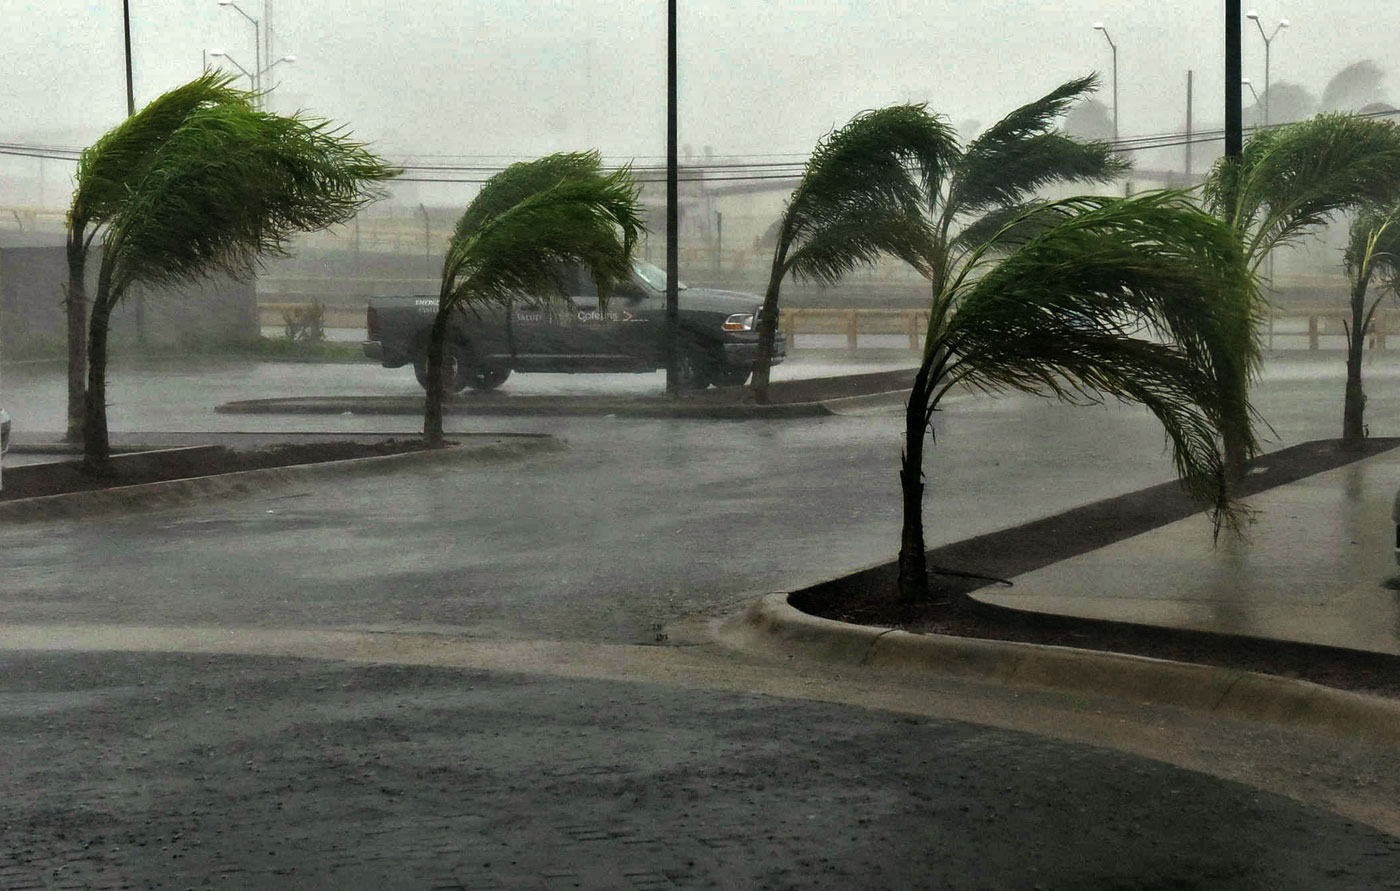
[723,313,755,332]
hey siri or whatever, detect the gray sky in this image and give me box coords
[3,1,1396,163]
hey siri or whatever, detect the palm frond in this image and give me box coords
[1205,114,1400,263]
[444,169,644,310]
[72,71,250,227]
[785,104,958,251]
[948,201,1060,257]
[102,102,399,296]
[934,192,1258,527]
[453,151,606,244]
[787,195,932,283]
[951,75,1129,218]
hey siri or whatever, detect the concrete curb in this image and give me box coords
[0,435,563,525]
[715,592,1400,745]
[216,396,832,420]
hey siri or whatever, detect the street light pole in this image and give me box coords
[665,0,679,398]
[219,0,261,96]
[1092,23,1118,145]
[1246,10,1289,127]
[123,0,135,115]
[1226,0,1242,160]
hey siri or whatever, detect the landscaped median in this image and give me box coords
[0,434,563,524]
[716,592,1400,746]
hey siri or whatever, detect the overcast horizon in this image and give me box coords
[4,0,1396,166]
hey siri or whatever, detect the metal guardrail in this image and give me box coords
[256,301,1397,353]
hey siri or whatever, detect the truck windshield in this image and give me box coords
[633,260,687,292]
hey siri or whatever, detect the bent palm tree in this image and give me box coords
[1341,201,1400,444]
[751,76,1127,403]
[423,156,645,446]
[65,72,249,441]
[898,193,1258,604]
[83,101,398,469]
[1204,113,1400,463]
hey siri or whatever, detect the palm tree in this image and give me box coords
[82,98,398,470]
[1341,201,1400,444]
[751,76,1127,403]
[422,154,645,447]
[1203,113,1400,465]
[897,192,1259,604]
[64,72,248,441]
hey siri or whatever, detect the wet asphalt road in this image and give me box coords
[5,353,1400,644]
[4,354,1400,886]
[3,650,1398,891]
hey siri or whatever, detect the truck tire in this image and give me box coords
[414,343,473,394]
[465,365,511,390]
[678,343,717,390]
[715,365,751,387]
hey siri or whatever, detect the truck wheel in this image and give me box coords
[678,343,717,390]
[465,365,511,390]
[413,343,473,394]
[715,366,751,387]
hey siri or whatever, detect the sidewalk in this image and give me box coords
[977,448,1400,656]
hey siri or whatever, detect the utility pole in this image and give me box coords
[664,0,679,398]
[1226,0,1243,160]
[123,0,135,116]
[1185,69,1194,180]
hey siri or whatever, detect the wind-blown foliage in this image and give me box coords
[421,155,645,445]
[751,77,1126,401]
[1321,60,1388,113]
[1341,200,1400,443]
[749,105,959,399]
[63,72,250,440]
[1203,113,1400,459]
[82,96,398,468]
[897,193,1258,603]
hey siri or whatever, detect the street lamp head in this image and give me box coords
[209,48,225,57]
[1279,19,1290,27]
[281,55,296,63]
[1093,22,1104,30]
[1246,9,1260,19]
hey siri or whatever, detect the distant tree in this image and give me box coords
[1062,98,1114,141]
[1341,201,1400,444]
[1251,82,1317,127]
[1322,60,1389,112]
[64,72,246,442]
[422,153,645,447]
[79,94,398,469]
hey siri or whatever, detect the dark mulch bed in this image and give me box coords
[0,440,429,502]
[795,437,1400,701]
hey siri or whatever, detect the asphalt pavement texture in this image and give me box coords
[3,650,1398,891]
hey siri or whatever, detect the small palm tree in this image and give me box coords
[65,72,248,441]
[897,192,1258,604]
[422,154,645,446]
[1341,201,1400,444]
[751,76,1127,403]
[82,97,398,469]
[1204,113,1400,464]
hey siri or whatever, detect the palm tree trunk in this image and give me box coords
[83,294,115,473]
[896,363,936,604]
[750,248,787,404]
[1343,275,1369,447]
[64,227,89,444]
[422,308,450,448]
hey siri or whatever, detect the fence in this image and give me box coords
[256,301,1399,353]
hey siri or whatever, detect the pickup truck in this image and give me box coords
[362,260,785,391]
